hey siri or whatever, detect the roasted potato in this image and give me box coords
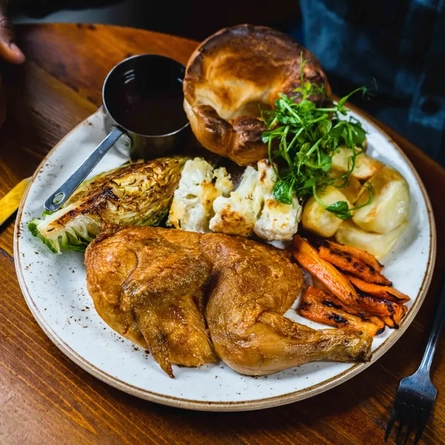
[334,219,408,260]
[301,186,351,238]
[331,146,384,181]
[352,165,410,234]
[330,171,363,204]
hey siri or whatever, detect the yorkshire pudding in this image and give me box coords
[183,24,331,166]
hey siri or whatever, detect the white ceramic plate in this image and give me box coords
[15,107,436,412]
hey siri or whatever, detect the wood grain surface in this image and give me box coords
[1,24,445,445]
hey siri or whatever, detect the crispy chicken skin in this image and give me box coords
[200,233,372,375]
[85,226,372,377]
[84,225,217,377]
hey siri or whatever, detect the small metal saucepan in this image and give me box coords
[44,54,190,212]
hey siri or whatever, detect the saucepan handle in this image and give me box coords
[44,126,125,212]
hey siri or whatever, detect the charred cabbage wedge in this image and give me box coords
[28,156,189,254]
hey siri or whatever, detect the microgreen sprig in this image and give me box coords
[261,77,369,219]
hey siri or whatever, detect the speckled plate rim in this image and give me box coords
[14,108,437,412]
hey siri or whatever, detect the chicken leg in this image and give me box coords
[200,233,372,375]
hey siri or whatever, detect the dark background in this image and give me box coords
[11,0,301,42]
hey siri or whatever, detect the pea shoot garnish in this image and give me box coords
[261,76,372,219]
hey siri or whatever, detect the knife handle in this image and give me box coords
[0,177,31,226]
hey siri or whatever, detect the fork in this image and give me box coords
[384,277,445,444]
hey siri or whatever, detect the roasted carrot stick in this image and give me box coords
[318,245,392,286]
[309,280,391,322]
[292,235,408,329]
[380,304,408,328]
[320,240,384,272]
[346,274,410,303]
[354,293,407,328]
[298,286,385,336]
[291,235,359,307]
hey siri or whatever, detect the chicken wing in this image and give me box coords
[85,225,217,377]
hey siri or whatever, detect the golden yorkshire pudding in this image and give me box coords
[183,24,331,166]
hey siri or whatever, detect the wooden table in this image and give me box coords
[1,24,444,445]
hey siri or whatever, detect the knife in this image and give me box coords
[0,177,31,226]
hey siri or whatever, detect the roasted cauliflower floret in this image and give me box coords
[169,158,302,240]
[167,157,233,232]
[253,160,302,241]
[209,166,262,237]
[209,159,302,240]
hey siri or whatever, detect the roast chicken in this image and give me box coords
[85,225,372,377]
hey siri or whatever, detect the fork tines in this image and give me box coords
[384,384,435,444]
